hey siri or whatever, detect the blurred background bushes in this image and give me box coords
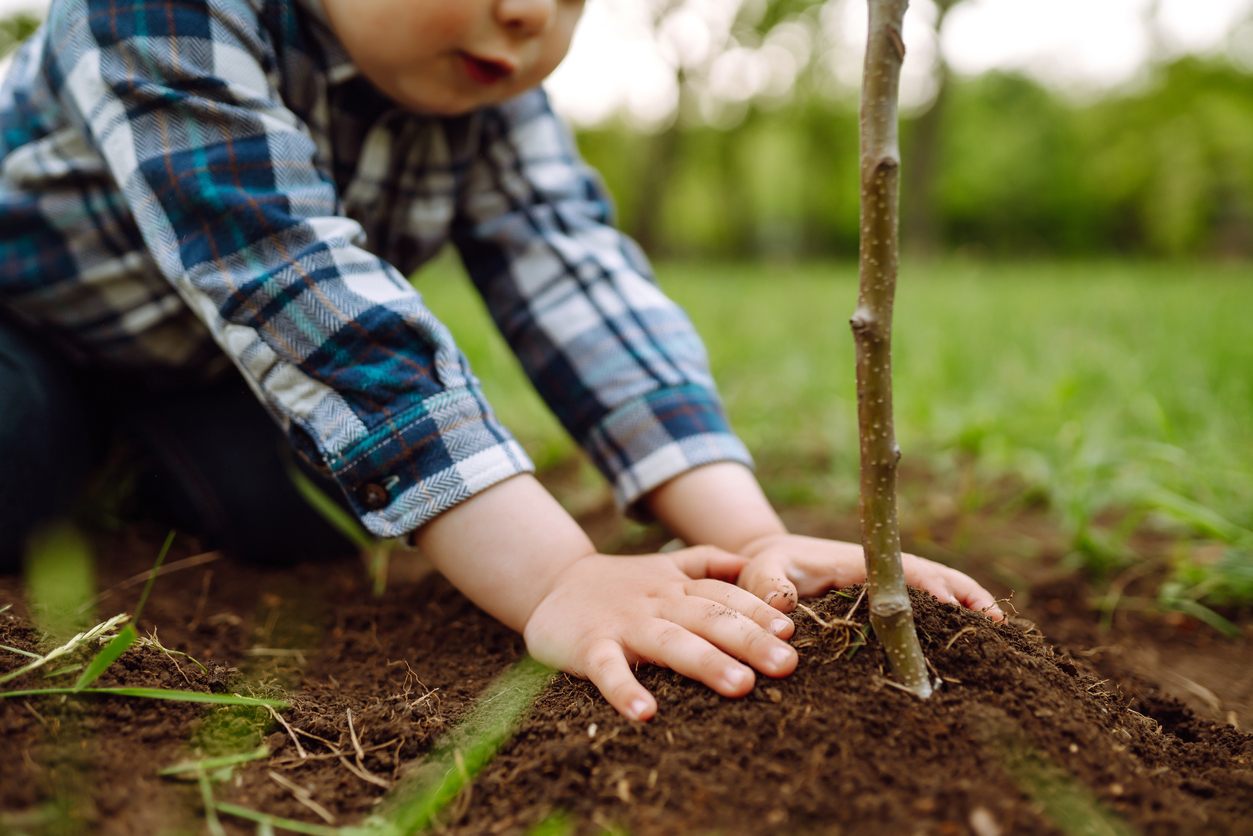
[5,3,1252,260]
[579,55,1253,260]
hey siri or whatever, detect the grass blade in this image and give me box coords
[24,522,95,644]
[42,665,83,679]
[0,613,129,685]
[1,644,41,659]
[284,454,373,551]
[133,530,177,625]
[373,655,555,834]
[1163,598,1242,639]
[73,624,138,691]
[0,686,288,707]
[158,748,271,776]
[1148,488,1253,545]
[197,769,228,836]
[214,801,355,836]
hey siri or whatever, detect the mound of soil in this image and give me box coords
[2,512,1252,836]
[461,589,1253,835]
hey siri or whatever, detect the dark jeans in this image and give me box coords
[0,319,356,571]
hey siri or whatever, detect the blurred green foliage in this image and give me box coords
[23,522,95,645]
[417,256,1253,606]
[0,12,38,60]
[579,57,1253,259]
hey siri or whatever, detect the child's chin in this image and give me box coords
[393,85,501,117]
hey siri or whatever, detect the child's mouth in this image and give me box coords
[460,53,514,86]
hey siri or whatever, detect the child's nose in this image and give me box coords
[496,0,555,37]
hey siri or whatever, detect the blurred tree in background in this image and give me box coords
[0,12,38,60]
[572,0,1253,260]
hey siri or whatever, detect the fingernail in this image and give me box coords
[764,591,779,605]
[724,668,748,690]
[770,618,790,636]
[629,698,650,720]
[770,646,794,669]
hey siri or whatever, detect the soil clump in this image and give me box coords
[2,512,1251,835]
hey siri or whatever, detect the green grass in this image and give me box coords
[414,255,1253,599]
[23,522,96,644]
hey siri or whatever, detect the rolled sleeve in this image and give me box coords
[452,90,751,515]
[51,0,532,537]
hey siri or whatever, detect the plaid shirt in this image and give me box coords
[0,0,750,538]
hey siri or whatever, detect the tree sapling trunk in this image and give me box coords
[852,0,934,698]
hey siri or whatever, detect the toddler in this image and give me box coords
[0,0,1000,720]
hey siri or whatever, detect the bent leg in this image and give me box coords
[123,380,358,564]
[0,322,91,572]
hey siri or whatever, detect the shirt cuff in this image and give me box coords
[584,383,754,519]
[325,386,535,539]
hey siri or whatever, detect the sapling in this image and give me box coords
[852,0,934,697]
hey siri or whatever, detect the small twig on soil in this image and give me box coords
[266,706,308,760]
[22,700,47,728]
[795,602,860,630]
[943,626,978,651]
[290,726,341,749]
[82,551,222,612]
[346,709,367,762]
[273,752,353,766]
[272,738,398,767]
[387,658,434,697]
[985,591,1017,621]
[267,770,337,825]
[337,754,390,789]
[1086,679,1111,693]
[344,709,390,787]
[844,588,867,620]
[400,688,439,710]
[795,602,831,628]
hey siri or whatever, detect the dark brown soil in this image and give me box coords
[2,498,1251,836]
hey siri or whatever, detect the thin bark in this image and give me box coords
[852,0,933,698]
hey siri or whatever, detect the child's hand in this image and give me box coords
[735,534,1004,621]
[522,546,798,722]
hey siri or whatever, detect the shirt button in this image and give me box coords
[357,483,390,510]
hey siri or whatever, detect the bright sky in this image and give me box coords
[4,0,1252,124]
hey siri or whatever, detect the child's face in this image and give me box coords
[320,0,585,115]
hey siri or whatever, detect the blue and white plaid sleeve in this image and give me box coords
[452,91,753,515]
[49,0,533,537]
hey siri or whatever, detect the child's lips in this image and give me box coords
[460,53,515,85]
